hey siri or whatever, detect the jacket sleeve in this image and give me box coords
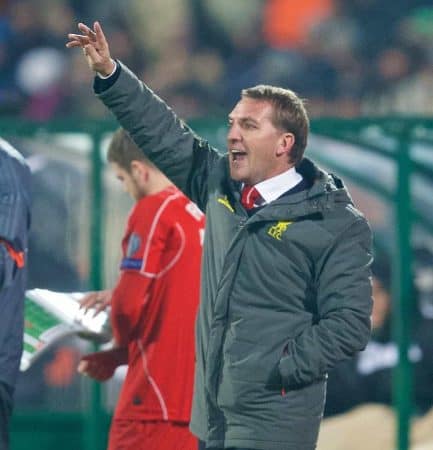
[96,62,222,211]
[0,146,31,289]
[279,217,373,388]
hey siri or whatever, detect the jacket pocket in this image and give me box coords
[226,339,282,387]
[279,379,326,419]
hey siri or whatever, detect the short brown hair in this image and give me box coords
[241,85,309,164]
[107,128,153,171]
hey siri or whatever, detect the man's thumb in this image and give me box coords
[77,360,89,374]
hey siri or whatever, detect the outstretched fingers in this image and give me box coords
[66,33,89,48]
[66,22,95,49]
[93,21,109,53]
[78,22,97,42]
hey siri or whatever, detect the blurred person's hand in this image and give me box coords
[80,289,112,316]
[45,347,80,387]
[77,347,127,382]
[66,21,115,77]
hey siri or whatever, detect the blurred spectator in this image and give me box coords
[123,0,225,116]
[325,251,433,417]
[201,0,267,107]
[317,248,433,450]
[263,0,335,50]
[362,6,433,115]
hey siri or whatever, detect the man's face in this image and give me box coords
[110,162,142,201]
[227,97,291,185]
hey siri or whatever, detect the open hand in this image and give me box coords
[79,289,112,316]
[66,21,115,76]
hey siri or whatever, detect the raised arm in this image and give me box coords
[66,22,222,210]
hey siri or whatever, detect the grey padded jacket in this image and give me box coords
[97,62,373,450]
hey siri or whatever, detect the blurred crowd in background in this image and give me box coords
[2,0,433,120]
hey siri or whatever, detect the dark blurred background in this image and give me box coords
[1,0,433,120]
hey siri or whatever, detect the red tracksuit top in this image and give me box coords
[110,185,205,422]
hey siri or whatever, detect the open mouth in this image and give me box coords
[231,150,247,162]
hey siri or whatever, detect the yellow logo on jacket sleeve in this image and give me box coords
[267,221,292,240]
[217,196,235,213]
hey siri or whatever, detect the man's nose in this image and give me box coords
[227,123,241,142]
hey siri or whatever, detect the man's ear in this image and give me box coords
[130,160,148,182]
[130,160,140,174]
[276,133,295,157]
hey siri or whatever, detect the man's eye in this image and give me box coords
[244,123,256,129]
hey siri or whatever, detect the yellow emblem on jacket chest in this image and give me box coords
[267,221,292,240]
[217,196,235,213]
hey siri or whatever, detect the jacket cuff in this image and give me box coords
[93,60,121,94]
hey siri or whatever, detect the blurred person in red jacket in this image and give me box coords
[263,0,335,50]
[78,128,205,450]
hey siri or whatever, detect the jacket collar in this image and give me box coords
[247,158,353,222]
[224,156,353,221]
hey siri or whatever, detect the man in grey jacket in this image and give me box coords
[0,138,31,450]
[67,22,373,450]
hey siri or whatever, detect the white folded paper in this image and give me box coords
[22,289,111,371]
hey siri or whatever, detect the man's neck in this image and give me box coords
[145,175,174,197]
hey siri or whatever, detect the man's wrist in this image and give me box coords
[96,59,117,79]
[94,60,121,94]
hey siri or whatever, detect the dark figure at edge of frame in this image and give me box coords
[0,138,31,450]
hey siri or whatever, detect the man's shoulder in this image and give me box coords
[0,138,24,162]
[132,187,202,225]
[131,191,171,222]
[159,189,205,227]
[0,139,31,188]
[0,140,31,213]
